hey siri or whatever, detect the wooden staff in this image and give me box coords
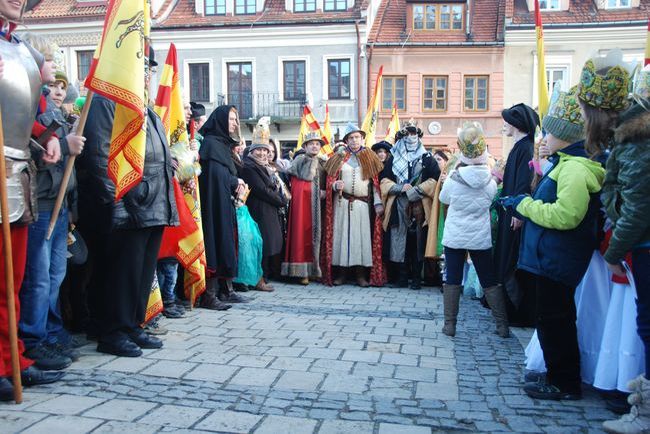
[0,111,23,403]
[46,91,94,240]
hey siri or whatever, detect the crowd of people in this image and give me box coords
[1,1,650,432]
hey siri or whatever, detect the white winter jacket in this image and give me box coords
[440,165,497,250]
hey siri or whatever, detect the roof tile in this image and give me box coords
[510,0,648,25]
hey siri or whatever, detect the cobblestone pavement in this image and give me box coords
[2,283,613,433]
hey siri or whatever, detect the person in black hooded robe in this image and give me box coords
[496,103,539,326]
[198,105,249,307]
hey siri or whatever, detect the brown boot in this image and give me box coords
[442,284,462,337]
[200,278,232,311]
[332,267,347,286]
[355,266,369,287]
[483,285,510,338]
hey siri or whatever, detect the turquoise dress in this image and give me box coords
[233,205,264,286]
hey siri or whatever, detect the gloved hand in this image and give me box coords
[498,194,528,210]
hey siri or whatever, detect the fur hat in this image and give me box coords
[342,122,365,142]
[578,49,632,111]
[542,85,585,144]
[457,122,488,165]
[397,118,424,140]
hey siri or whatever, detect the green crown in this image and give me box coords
[548,85,584,126]
[578,59,630,111]
[457,122,486,159]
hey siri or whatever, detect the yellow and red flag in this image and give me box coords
[154,43,206,306]
[645,20,650,66]
[534,0,549,119]
[321,104,333,155]
[84,0,150,201]
[384,103,400,145]
[362,65,383,147]
[295,104,321,150]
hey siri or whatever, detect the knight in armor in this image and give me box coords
[18,35,86,374]
[379,120,440,289]
[77,46,178,358]
[321,123,386,287]
[0,0,65,401]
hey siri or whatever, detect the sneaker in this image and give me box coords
[23,344,72,371]
[0,377,13,401]
[48,342,81,362]
[144,316,168,336]
[524,371,546,384]
[20,366,65,386]
[173,302,186,315]
[162,304,184,319]
[523,382,582,401]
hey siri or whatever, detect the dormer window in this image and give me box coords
[295,0,316,12]
[604,0,630,8]
[539,0,560,10]
[412,3,463,31]
[235,0,256,14]
[205,0,226,15]
[324,0,347,12]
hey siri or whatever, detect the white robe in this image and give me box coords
[332,156,374,267]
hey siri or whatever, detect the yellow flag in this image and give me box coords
[321,104,333,155]
[535,0,549,119]
[295,105,320,150]
[384,104,400,145]
[361,65,383,147]
[85,0,150,200]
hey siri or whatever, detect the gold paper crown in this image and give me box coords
[252,116,271,145]
[547,85,584,127]
[578,50,632,111]
[632,65,650,111]
[456,122,486,159]
[303,130,324,145]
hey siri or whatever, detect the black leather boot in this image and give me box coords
[200,278,232,310]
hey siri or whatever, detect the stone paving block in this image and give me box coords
[144,361,197,378]
[229,367,281,387]
[275,371,325,391]
[341,350,380,363]
[224,329,260,338]
[83,398,158,421]
[328,339,364,350]
[92,420,161,434]
[293,339,332,348]
[380,353,419,366]
[310,359,354,373]
[416,382,459,401]
[254,415,318,434]
[436,370,457,384]
[229,355,274,368]
[290,331,324,340]
[367,378,414,398]
[400,345,436,357]
[352,362,396,379]
[256,329,292,339]
[265,346,305,357]
[302,348,342,360]
[194,409,263,432]
[71,354,116,370]
[320,374,369,394]
[269,356,314,371]
[0,410,48,432]
[99,357,155,373]
[0,392,59,412]
[187,351,236,364]
[21,415,104,434]
[366,342,401,353]
[28,394,106,415]
[222,338,261,346]
[394,366,436,382]
[137,404,209,428]
[419,356,455,369]
[183,363,239,383]
[146,349,195,361]
[377,423,431,434]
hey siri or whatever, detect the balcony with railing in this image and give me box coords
[218,92,306,122]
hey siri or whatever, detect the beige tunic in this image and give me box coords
[332,159,374,267]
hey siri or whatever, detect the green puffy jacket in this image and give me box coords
[602,103,650,264]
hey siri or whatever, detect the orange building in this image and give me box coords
[367,0,506,157]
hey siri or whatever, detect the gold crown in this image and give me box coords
[303,130,324,145]
[578,50,631,111]
[456,121,486,159]
[252,116,271,145]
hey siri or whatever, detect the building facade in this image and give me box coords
[367,0,506,156]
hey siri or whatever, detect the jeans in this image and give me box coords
[20,209,70,348]
[157,258,179,304]
[632,248,650,375]
[444,247,497,288]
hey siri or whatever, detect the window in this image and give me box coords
[76,50,94,82]
[382,76,406,111]
[324,0,346,11]
[412,4,463,31]
[235,0,256,14]
[539,0,560,10]
[283,61,306,101]
[464,76,489,111]
[327,59,350,99]
[294,0,316,12]
[227,62,253,119]
[605,0,630,8]
[189,63,210,102]
[546,66,569,95]
[205,0,226,15]
[423,76,447,111]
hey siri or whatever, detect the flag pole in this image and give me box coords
[0,110,23,403]
[46,91,94,240]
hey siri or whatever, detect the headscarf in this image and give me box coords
[198,105,239,176]
[391,135,426,183]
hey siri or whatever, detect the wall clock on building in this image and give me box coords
[428,121,442,135]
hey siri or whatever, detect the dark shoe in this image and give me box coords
[23,344,72,371]
[218,291,252,303]
[48,342,81,362]
[162,304,184,319]
[20,366,65,386]
[355,267,369,288]
[233,282,250,292]
[524,371,546,384]
[479,295,490,309]
[442,284,462,337]
[604,391,632,415]
[409,279,422,290]
[332,268,347,286]
[143,315,168,335]
[201,298,233,310]
[0,377,13,401]
[97,337,143,357]
[523,382,582,400]
[128,329,163,349]
[173,302,186,315]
